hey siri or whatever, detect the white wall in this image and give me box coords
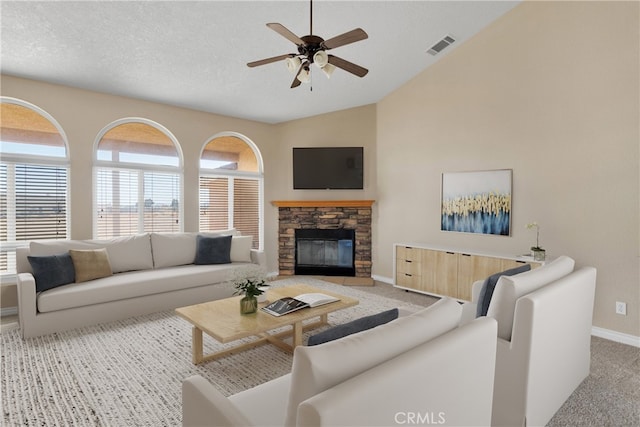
[375,1,639,336]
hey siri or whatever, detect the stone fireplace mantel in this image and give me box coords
[272,200,375,280]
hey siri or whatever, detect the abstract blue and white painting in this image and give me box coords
[441,169,512,236]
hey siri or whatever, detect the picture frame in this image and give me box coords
[441,169,512,236]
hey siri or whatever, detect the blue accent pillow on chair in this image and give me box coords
[28,253,76,292]
[194,234,233,265]
[307,308,399,346]
[476,264,532,317]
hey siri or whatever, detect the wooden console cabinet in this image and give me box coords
[394,244,542,301]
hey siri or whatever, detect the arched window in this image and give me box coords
[94,119,183,239]
[199,133,263,249]
[0,97,69,274]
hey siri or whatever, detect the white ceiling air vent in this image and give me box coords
[427,35,456,56]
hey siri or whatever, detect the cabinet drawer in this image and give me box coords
[396,271,421,289]
[396,258,421,275]
[396,246,421,262]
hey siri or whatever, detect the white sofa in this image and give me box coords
[16,231,266,339]
[460,255,597,427]
[183,298,499,427]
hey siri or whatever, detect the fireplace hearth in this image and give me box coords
[295,228,355,276]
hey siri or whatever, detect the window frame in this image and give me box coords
[0,97,71,277]
[93,118,184,239]
[198,132,264,250]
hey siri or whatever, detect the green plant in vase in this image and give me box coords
[526,221,546,261]
[233,266,268,315]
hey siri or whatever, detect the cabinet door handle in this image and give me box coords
[406,260,412,263]
[446,252,455,255]
[405,273,412,277]
[461,253,471,257]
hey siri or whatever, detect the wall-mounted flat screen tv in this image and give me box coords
[293,147,363,190]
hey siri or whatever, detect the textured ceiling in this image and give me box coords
[1,1,519,124]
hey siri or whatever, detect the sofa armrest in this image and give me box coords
[459,301,477,326]
[250,249,266,268]
[182,375,254,427]
[16,273,37,338]
[471,279,484,303]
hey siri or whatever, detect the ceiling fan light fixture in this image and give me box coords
[321,63,336,78]
[313,50,329,68]
[286,56,301,73]
[297,66,311,83]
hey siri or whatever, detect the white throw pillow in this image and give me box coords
[488,255,575,340]
[230,236,253,263]
[284,297,463,427]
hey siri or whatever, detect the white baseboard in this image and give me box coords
[371,274,393,285]
[592,326,640,348]
[1,306,17,317]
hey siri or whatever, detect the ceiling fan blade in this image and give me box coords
[267,23,305,46]
[328,55,368,78]
[291,60,310,88]
[322,28,368,50]
[247,54,295,68]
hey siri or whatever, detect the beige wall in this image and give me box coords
[0,76,376,294]
[376,1,639,336]
[0,75,279,263]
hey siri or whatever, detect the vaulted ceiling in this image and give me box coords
[1,1,519,124]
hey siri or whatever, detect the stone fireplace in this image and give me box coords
[272,200,374,281]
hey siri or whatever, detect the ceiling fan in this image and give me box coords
[247,0,368,88]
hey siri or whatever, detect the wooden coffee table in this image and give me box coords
[175,284,359,364]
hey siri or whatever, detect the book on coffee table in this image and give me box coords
[261,293,339,317]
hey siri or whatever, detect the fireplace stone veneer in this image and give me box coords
[272,200,374,278]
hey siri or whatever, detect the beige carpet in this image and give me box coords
[1,278,427,426]
[2,279,638,426]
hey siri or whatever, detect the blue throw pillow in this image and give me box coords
[194,234,232,265]
[27,253,76,292]
[476,264,532,317]
[307,308,399,346]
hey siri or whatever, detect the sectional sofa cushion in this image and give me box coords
[487,255,575,340]
[284,298,462,427]
[100,233,153,273]
[29,234,153,274]
[151,230,239,268]
[195,235,232,265]
[69,248,113,283]
[30,240,102,257]
[27,253,76,292]
[476,264,531,317]
[307,308,399,346]
[151,232,198,268]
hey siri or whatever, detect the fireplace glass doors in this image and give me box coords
[294,228,356,276]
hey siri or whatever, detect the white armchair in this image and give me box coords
[463,256,597,427]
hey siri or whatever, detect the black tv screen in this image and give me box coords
[293,147,363,190]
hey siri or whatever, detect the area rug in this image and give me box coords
[1,278,424,426]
